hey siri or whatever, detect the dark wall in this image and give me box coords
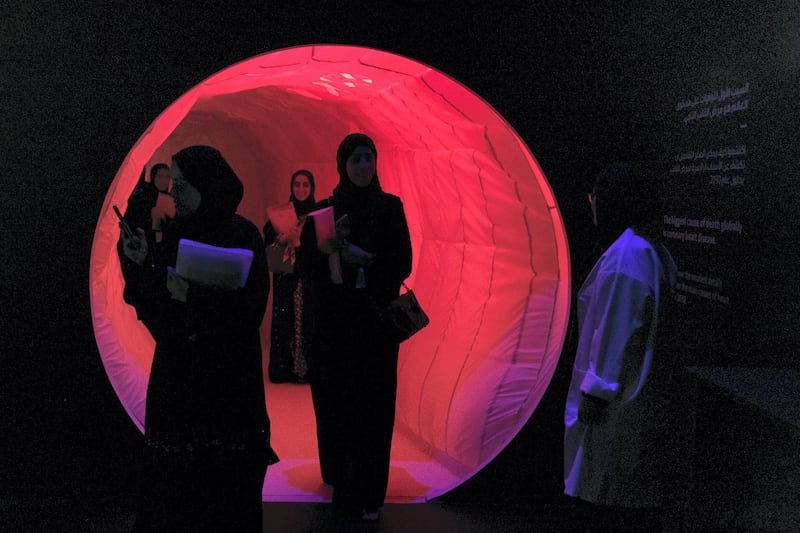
[2,0,272,497]
[657,5,800,368]
[2,0,798,503]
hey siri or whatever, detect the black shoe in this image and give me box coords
[360,507,379,522]
[269,370,296,383]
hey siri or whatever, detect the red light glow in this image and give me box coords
[89,45,570,502]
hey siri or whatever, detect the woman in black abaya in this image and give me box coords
[298,133,412,522]
[263,169,317,383]
[119,145,278,532]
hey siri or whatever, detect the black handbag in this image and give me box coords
[381,283,430,343]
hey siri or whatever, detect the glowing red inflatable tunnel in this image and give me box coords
[90,45,570,502]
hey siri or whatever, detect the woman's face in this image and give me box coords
[153,167,171,193]
[170,162,201,218]
[346,146,376,188]
[292,173,312,202]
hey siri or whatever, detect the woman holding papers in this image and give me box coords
[119,145,277,532]
[263,169,317,383]
[298,133,412,522]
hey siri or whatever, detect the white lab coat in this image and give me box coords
[564,228,677,508]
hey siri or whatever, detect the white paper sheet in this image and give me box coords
[266,202,299,235]
[175,238,254,289]
[308,206,342,284]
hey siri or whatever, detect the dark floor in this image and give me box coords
[0,493,584,532]
[6,370,800,532]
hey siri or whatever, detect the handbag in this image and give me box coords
[381,282,430,343]
[266,243,295,274]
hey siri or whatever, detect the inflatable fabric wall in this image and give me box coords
[90,45,570,501]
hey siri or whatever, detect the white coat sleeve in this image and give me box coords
[578,270,653,402]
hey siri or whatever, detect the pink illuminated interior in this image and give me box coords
[89,45,571,502]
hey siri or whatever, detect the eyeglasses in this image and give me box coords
[586,192,598,226]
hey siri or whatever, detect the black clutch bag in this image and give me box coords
[381,283,430,343]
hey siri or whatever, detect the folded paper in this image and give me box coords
[266,202,299,235]
[308,206,343,284]
[175,238,254,289]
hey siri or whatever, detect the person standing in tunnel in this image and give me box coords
[563,161,680,532]
[119,146,278,532]
[149,162,176,244]
[263,169,317,384]
[118,163,173,269]
[297,133,412,522]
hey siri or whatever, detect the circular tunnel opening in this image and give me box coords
[90,45,571,502]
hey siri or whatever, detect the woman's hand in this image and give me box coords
[276,225,302,246]
[166,267,190,302]
[578,392,610,425]
[121,226,148,266]
[341,242,375,266]
[319,234,345,255]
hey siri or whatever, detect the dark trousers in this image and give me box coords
[309,337,398,511]
[132,447,268,533]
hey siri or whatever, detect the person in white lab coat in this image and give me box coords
[564,162,678,531]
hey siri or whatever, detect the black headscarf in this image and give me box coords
[332,133,383,214]
[335,133,380,188]
[593,160,664,248]
[172,145,243,227]
[289,169,317,216]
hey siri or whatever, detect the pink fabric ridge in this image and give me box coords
[89,44,571,502]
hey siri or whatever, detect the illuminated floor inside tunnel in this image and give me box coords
[91,44,571,504]
[262,380,462,502]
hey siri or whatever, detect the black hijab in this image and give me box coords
[593,161,664,249]
[289,169,317,216]
[172,145,244,229]
[332,133,383,214]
